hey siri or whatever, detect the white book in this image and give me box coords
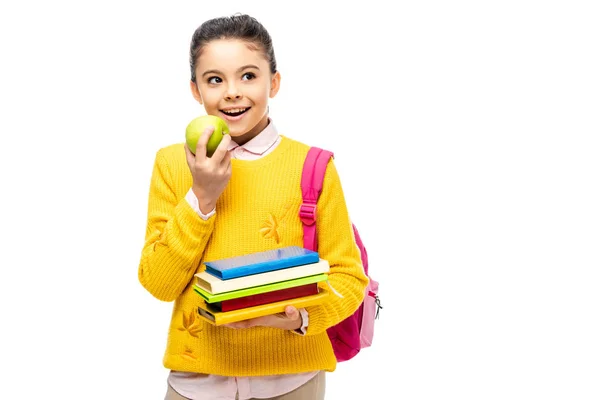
[195,259,330,294]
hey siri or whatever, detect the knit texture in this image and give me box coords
[139,136,369,376]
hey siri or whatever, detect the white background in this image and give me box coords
[0,0,599,399]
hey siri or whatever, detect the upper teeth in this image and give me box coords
[224,108,246,113]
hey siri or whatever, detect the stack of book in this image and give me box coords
[194,246,331,325]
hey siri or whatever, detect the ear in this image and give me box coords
[269,71,281,98]
[190,80,203,104]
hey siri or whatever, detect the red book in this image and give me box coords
[212,283,320,312]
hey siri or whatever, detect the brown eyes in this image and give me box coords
[207,73,256,85]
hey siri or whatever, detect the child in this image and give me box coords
[138,13,369,400]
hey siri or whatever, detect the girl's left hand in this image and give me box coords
[224,306,302,330]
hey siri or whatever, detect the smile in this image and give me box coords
[221,107,250,117]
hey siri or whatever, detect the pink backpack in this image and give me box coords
[299,147,382,362]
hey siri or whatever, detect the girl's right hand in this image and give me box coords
[184,126,232,214]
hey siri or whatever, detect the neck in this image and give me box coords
[231,114,270,146]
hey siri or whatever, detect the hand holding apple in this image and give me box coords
[186,115,230,157]
[184,115,232,214]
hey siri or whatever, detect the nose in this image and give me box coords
[224,83,242,101]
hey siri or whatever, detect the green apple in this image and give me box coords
[185,115,230,157]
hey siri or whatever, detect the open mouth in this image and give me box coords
[221,107,250,117]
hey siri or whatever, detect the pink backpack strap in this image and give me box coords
[300,147,334,251]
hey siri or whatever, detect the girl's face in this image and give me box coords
[191,39,280,144]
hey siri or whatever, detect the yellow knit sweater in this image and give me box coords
[138,136,369,376]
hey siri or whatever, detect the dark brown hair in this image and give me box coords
[189,14,277,83]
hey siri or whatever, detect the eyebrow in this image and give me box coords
[201,64,260,78]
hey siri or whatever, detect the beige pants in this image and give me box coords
[164,371,326,400]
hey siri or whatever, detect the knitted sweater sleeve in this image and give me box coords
[304,159,370,335]
[138,148,215,301]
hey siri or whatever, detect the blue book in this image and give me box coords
[203,246,320,280]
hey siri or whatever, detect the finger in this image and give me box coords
[247,315,272,327]
[194,126,215,161]
[211,133,231,163]
[284,306,299,320]
[225,157,232,178]
[221,146,232,169]
[184,143,196,166]
[224,321,248,329]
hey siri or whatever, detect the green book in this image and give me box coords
[193,273,328,303]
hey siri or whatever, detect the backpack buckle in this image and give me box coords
[299,202,317,225]
[374,295,382,319]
